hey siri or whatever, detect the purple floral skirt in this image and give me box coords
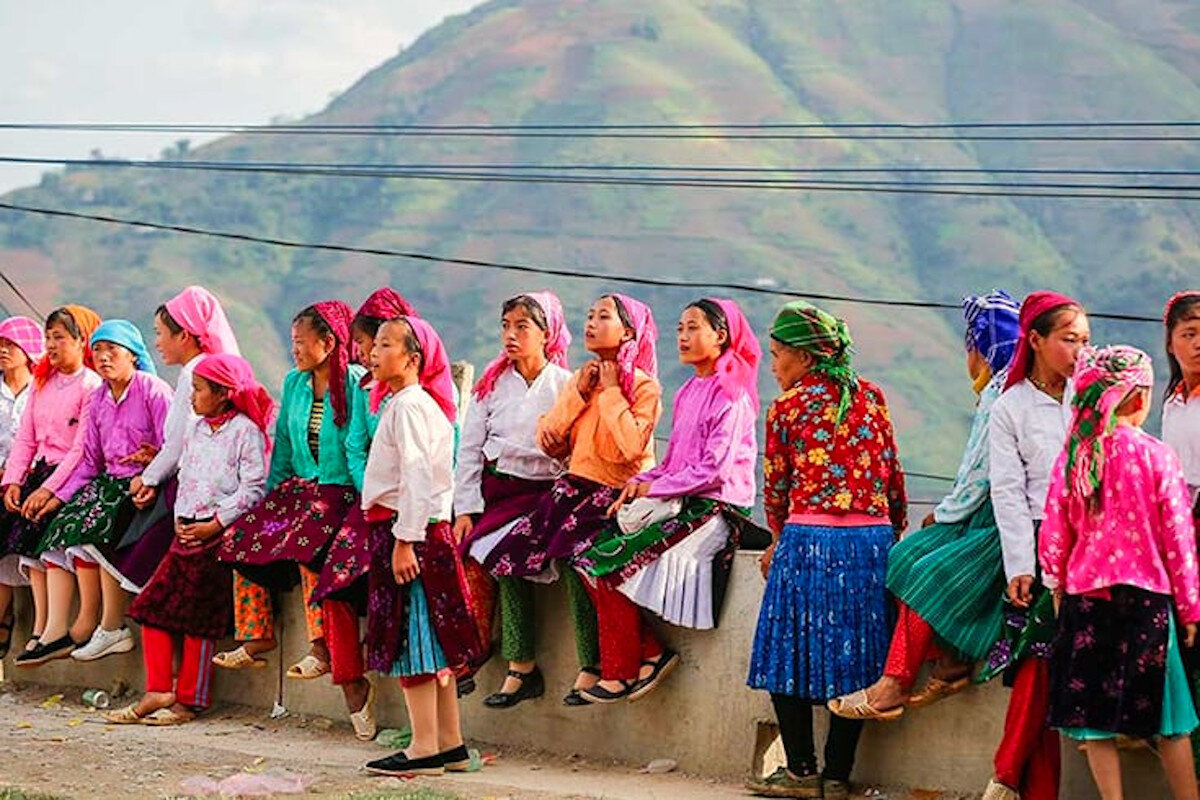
[1048,586,1172,738]
[311,504,372,605]
[481,473,620,578]
[365,517,481,674]
[130,532,232,640]
[218,477,357,590]
[100,479,178,590]
[459,468,555,554]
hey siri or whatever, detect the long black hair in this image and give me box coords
[1165,294,1200,399]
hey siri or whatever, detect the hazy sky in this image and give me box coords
[0,1,479,193]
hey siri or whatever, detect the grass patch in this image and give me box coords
[340,788,462,800]
[0,788,69,800]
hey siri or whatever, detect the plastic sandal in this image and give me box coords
[908,674,971,709]
[104,704,148,725]
[286,653,330,680]
[143,707,195,726]
[349,681,377,742]
[826,689,905,721]
[211,645,268,670]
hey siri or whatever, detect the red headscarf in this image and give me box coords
[712,298,761,413]
[308,301,354,428]
[194,353,277,450]
[356,287,417,329]
[473,291,571,401]
[403,316,457,423]
[34,304,102,388]
[610,294,657,405]
[1003,291,1080,391]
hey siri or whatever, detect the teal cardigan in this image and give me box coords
[267,365,369,492]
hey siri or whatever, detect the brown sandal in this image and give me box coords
[908,675,971,709]
[105,704,149,725]
[826,689,904,721]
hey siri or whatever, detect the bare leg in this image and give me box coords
[308,636,329,666]
[242,638,276,657]
[26,567,46,645]
[42,565,78,642]
[341,677,370,713]
[1084,739,1124,800]
[500,659,536,694]
[69,566,101,643]
[435,678,464,752]
[860,676,909,710]
[399,679,440,759]
[133,691,176,717]
[1158,736,1200,800]
[0,583,12,620]
[97,569,128,631]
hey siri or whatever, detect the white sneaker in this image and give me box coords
[71,626,134,661]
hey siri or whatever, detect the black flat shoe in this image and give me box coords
[14,634,76,667]
[483,667,544,709]
[365,750,444,777]
[628,649,680,702]
[562,666,602,706]
[438,743,472,772]
[456,675,476,698]
[579,679,635,705]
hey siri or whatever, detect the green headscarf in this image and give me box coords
[771,300,858,421]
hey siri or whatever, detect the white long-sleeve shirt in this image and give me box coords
[1163,386,1200,504]
[362,383,454,542]
[452,364,569,517]
[141,354,201,487]
[988,379,1073,582]
[174,414,268,527]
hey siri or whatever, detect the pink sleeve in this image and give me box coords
[1,389,38,486]
[1158,448,1200,624]
[1037,451,1072,592]
[44,389,98,500]
[646,397,743,499]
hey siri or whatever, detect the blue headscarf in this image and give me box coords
[90,319,157,375]
[962,290,1021,375]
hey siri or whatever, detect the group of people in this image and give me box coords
[0,283,1194,799]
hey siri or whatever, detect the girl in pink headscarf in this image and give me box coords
[481,293,662,705]
[111,354,273,725]
[452,292,579,709]
[577,299,764,702]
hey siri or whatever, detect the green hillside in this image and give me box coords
[2,0,1199,490]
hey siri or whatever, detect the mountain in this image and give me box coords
[3,0,1200,491]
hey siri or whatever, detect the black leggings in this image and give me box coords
[770,693,864,782]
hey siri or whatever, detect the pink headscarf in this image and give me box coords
[473,291,571,401]
[1003,291,1081,391]
[402,316,457,423]
[0,316,45,363]
[308,301,354,428]
[165,286,241,356]
[610,294,657,405]
[194,353,277,450]
[711,299,761,413]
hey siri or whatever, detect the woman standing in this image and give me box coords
[746,301,906,800]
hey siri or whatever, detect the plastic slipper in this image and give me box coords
[908,675,971,709]
[826,689,905,721]
[349,681,377,742]
[211,645,268,670]
[104,704,148,725]
[286,653,330,680]
[143,707,195,726]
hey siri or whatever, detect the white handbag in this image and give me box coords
[616,497,683,535]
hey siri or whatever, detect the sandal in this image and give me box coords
[628,649,680,702]
[562,666,601,707]
[908,675,971,709]
[349,681,377,742]
[105,704,149,725]
[143,707,195,726]
[0,606,13,660]
[579,679,635,705]
[212,645,268,670]
[286,653,330,680]
[826,689,905,721]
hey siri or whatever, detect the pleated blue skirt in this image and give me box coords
[747,522,893,701]
[386,577,450,679]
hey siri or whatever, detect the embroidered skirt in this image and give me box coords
[310,504,372,605]
[78,480,178,591]
[365,518,481,674]
[481,473,620,578]
[36,474,135,556]
[130,534,233,640]
[885,498,1006,661]
[218,477,357,590]
[460,468,555,555]
[0,460,58,558]
[747,521,893,701]
[1049,587,1197,739]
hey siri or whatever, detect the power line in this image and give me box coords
[0,269,43,320]
[0,200,1163,324]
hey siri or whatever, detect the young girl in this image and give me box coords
[0,315,43,658]
[1041,345,1200,800]
[217,302,367,679]
[482,293,660,703]
[979,291,1089,800]
[111,353,272,725]
[29,320,172,664]
[747,301,906,800]
[454,292,573,709]
[362,316,478,777]
[578,298,760,703]
[2,306,102,665]
[313,287,417,740]
[829,290,1021,719]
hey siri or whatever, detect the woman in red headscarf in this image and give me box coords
[111,354,274,725]
[978,291,1089,800]
[216,302,368,686]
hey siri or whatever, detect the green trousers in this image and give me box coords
[498,570,599,667]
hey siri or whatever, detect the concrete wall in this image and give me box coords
[0,552,1175,798]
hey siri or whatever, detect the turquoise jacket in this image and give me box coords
[268,365,369,491]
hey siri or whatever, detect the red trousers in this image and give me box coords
[883,601,946,689]
[141,624,216,710]
[993,657,1060,800]
[322,599,365,686]
[581,572,662,681]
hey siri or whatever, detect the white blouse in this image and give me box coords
[362,383,455,542]
[988,379,1073,582]
[453,364,570,517]
[142,354,201,487]
[175,414,267,527]
[1163,387,1200,503]
[0,379,30,466]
